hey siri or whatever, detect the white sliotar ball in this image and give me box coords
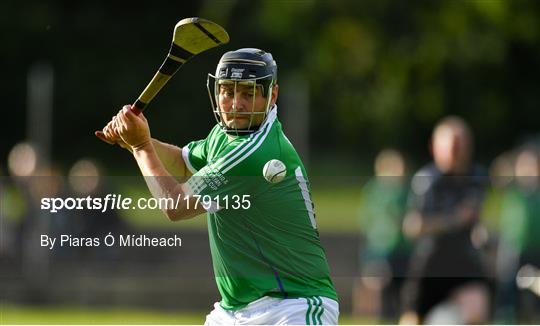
[263,159,287,183]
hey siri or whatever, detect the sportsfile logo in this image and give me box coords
[40,194,175,213]
[40,193,251,213]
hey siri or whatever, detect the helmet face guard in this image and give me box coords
[206,48,277,135]
[207,75,274,135]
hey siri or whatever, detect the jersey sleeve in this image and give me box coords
[182,139,209,174]
[183,140,270,213]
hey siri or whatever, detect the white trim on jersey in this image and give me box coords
[208,105,277,174]
[295,167,317,229]
[183,106,278,212]
[182,146,198,174]
[181,105,274,176]
[222,110,276,173]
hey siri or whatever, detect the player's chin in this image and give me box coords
[225,118,249,129]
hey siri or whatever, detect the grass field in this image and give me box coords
[0,304,373,324]
[0,305,204,324]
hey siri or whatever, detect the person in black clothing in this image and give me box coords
[399,116,490,324]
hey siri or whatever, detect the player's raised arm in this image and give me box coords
[96,107,192,178]
[151,139,192,179]
[114,106,205,221]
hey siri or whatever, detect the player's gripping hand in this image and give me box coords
[114,105,151,151]
[95,114,132,152]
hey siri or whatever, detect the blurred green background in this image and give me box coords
[2,0,539,174]
[2,0,540,324]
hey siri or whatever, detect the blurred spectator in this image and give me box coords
[399,116,490,324]
[6,142,44,257]
[496,145,540,323]
[67,158,125,259]
[355,149,411,322]
[7,141,65,302]
[489,151,515,191]
[491,150,518,323]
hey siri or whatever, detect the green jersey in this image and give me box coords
[182,106,337,310]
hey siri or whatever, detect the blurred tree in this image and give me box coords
[3,0,539,174]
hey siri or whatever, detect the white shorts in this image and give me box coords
[204,296,339,325]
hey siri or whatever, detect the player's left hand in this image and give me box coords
[114,105,151,151]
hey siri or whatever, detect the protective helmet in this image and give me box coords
[207,48,278,134]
